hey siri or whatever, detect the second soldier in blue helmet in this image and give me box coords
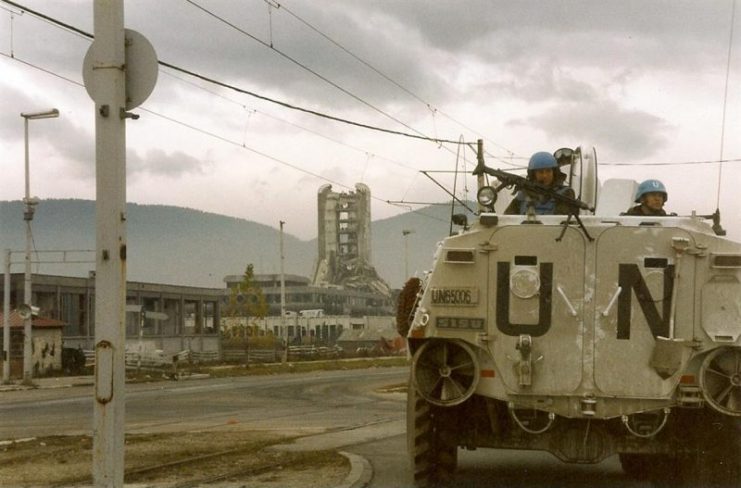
[625,179,671,216]
[504,151,575,215]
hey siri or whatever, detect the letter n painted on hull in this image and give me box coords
[617,264,674,340]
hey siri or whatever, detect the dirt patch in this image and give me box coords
[0,431,348,487]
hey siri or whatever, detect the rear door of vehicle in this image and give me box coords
[488,225,586,394]
[593,226,695,397]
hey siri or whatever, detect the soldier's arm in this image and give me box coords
[553,187,576,215]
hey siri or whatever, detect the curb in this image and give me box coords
[336,451,373,488]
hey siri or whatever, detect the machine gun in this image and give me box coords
[472,164,595,241]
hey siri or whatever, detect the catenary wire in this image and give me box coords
[0,50,450,224]
[11,37,733,173]
[1,0,507,207]
[260,0,521,165]
[1,0,470,146]
[5,3,739,175]
[183,0,466,145]
[717,0,736,210]
[158,67,422,173]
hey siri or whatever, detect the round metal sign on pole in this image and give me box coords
[83,29,158,109]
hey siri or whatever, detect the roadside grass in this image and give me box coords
[118,355,409,384]
[197,355,409,378]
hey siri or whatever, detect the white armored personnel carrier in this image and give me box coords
[402,143,741,487]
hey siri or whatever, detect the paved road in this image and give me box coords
[0,367,408,439]
[1,367,645,487]
[349,434,646,488]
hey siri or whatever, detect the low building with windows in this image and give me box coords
[223,273,394,317]
[1,273,224,359]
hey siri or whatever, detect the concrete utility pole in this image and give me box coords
[20,108,59,382]
[3,249,10,383]
[91,2,127,485]
[279,220,286,342]
[83,2,155,482]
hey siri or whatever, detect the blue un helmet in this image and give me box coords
[528,152,558,171]
[634,179,668,203]
[527,152,559,181]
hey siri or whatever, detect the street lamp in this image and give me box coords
[20,108,59,382]
[402,229,415,279]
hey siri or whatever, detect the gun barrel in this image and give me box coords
[480,167,594,213]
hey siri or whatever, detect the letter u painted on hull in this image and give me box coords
[496,262,553,337]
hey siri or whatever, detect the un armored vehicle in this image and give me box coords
[402,143,741,487]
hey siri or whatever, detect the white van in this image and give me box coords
[299,309,324,318]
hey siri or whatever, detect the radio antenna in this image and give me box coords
[717,0,737,210]
[449,135,465,235]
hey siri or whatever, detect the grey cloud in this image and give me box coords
[12,0,730,119]
[0,86,38,140]
[127,148,211,178]
[127,0,451,113]
[351,0,730,59]
[501,63,672,159]
[0,78,207,181]
[511,100,672,159]
[5,0,726,150]
[0,81,93,175]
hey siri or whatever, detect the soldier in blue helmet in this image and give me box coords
[625,179,672,216]
[504,151,575,215]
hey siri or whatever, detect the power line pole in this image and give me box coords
[279,220,286,354]
[90,2,127,485]
[83,1,157,483]
[3,250,10,383]
[20,108,59,382]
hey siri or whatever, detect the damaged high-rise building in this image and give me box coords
[312,183,390,296]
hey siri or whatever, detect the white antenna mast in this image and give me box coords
[717,0,737,210]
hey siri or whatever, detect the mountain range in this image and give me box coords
[0,199,473,290]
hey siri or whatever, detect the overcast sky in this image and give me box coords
[1,0,740,241]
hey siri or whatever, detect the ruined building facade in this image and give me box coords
[312,183,390,296]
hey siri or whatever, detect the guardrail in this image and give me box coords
[81,344,343,370]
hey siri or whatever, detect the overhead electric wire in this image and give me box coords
[8,0,739,214]
[159,60,467,145]
[262,0,522,166]
[159,67,422,172]
[0,1,453,218]
[1,49,452,224]
[1,0,470,146]
[184,0,468,145]
[2,0,90,40]
[600,158,741,166]
[717,0,736,210]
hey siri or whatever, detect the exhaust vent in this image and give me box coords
[411,340,479,407]
[445,249,475,263]
[712,254,741,268]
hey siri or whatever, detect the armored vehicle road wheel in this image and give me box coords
[407,373,459,487]
[699,346,741,417]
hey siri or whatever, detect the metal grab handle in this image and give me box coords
[556,285,578,317]
[508,403,556,435]
[621,408,670,438]
[601,286,622,317]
